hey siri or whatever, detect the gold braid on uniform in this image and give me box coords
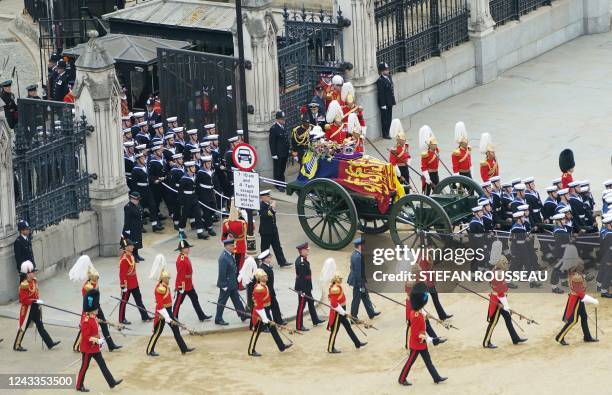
[292,126,310,147]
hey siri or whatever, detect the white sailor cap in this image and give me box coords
[580,185,590,192]
[568,181,580,188]
[481,181,491,188]
[200,141,211,148]
[153,122,163,129]
[606,196,612,204]
[510,178,521,185]
[512,211,524,218]
[603,215,612,224]
[260,189,271,196]
[122,128,132,134]
[187,129,198,135]
[579,180,590,186]
[236,129,244,135]
[545,186,558,193]
[121,115,131,121]
[206,134,219,140]
[513,183,526,191]
[190,148,201,154]
[137,121,148,127]
[488,176,501,183]
[226,85,232,91]
[173,127,184,133]
[134,152,144,159]
[204,123,215,129]
[152,141,164,149]
[552,178,562,184]
[604,189,612,196]
[559,206,571,214]
[133,111,145,118]
[164,133,174,140]
[135,144,147,150]
[228,136,239,143]
[123,141,134,147]
[471,206,483,212]
[501,181,512,188]
[184,161,196,167]
[202,155,212,162]
[517,204,529,211]
[604,179,612,187]
[257,249,270,260]
[557,188,569,196]
[551,213,565,221]
[172,153,183,160]
[478,198,491,206]
[522,177,535,184]
[166,116,178,123]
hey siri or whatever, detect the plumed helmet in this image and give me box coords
[347,112,361,135]
[69,255,94,283]
[320,258,337,284]
[409,282,429,311]
[331,75,344,86]
[454,121,468,144]
[331,272,343,284]
[488,240,503,267]
[20,260,35,274]
[326,100,343,124]
[389,119,405,141]
[418,125,435,151]
[479,133,494,154]
[254,268,267,282]
[83,288,100,313]
[341,82,355,104]
[558,149,575,173]
[149,254,170,280]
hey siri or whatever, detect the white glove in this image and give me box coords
[380,106,387,110]
[121,287,127,294]
[179,289,185,294]
[256,309,269,324]
[125,230,131,234]
[582,295,599,305]
[222,287,228,291]
[394,165,401,178]
[35,299,45,305]
[499,296,510,312]
[237,274,243,283]
[272,155,278,160]
[334,305,346,315]
[158,308,172,322]
[97,338,106,347]
[423,170,431,184]
[426,336,434,345]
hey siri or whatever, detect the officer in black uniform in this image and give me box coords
[123,141,136,191]
[376,62,395,139]
[52,60,70,102]
[258,190,289,267]
[550,213,569,294]
[122,191,145,261]
[148,142,167,229]
[294,242,324,331]
[46,53,60,99]
[542,186,559,223]
[305,102,325,127]
[26,84,41,99]
[168,154,184,229]
[524,177,543,228]
[132,152,162,232]
[178,161,208,240]
[145,99,161,125]
[468,206,487,272]
[268,111,290,189]
[291,116,312,165]
[162,133,176,162]
[259,249,286,325]
[1,80,18,129]
[195,155,217,236]
[13,220,35,276]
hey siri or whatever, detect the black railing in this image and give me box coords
[374,0,469,73]
[24,0,48,22]
[13,99,90,231]
[278,7,351,131]
[25,0,116,21]
[490,0,552,26]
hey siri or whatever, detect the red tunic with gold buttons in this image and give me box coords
[488,274,509,320]
[480,158,499,182]
[79,313,101,354]
[222,219,247,255]
[561,172,573,189]
[327,283,347,330]
[325,89,343,107]
[390,144,410,166]
[119,252,138,290]
[18,279,39,328]
[420,148,439,172]
[325,123,348,145]
[341,105,366,126]
[451,146,472,173]
[154,281,173,326]
[407,310,427,350]
[175,253,194,292]
[563,272,586,322]
[251,283,272,327]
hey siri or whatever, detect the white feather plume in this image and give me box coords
[320,258,337,284]
[347,112,360,134]
[239,256,258,286]
[419,125,433,151]
[340,82,355,102]
[454,121,467,143]
[149,254,166,279]
[479,133,492,154]
[20,260,34,274]
[488,240,503,266]
[326,100,343,124]
[389,119,403,138]
[69,255,93,283]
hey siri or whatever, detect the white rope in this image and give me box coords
[260,176,288,187]
[198,200,226,215]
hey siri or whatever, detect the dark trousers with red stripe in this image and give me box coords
[296,290,320,329]
[398,348,442,384]
[118,287,150,322]
[146,313,189,355]
[173,289,208,320]
[76,352,117,390]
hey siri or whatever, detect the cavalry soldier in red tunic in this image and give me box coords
[340,82,365,127]
[398,282,447,386]
[419,125,439,195]
[451,121,472,178]
[389,119,410,189]
[327,273,367,353]
[118,238,152,324]
[482,256,526,348]
[147,255,194,356]
[555,263,599,345]
[13,261,60,352]
[248,269,292,357]
[173,240,212,321]
[294,243,325,331]
[70,256,121,352]
[479,133,499,182]
[324,100,348,145]
[75,289,123,392]
[345,112,365,153]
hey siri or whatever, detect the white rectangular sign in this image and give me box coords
[234,170,260,210]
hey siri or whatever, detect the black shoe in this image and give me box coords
[441,314,453,320]
[313,319,326,326]
[280,320,288,326]
[208,228,217,236]
[142,317,153,322]
[399,380,412,386]
[136,256,145,262]
[329,348,341,354]
[514,338,528,344]
[14,346,27,352]
[601,292,612,298]
[249,351,261,357]
[436,337,447,345]
[120,319,131,325]
[174,224,180,230]
[182,347,195,354]
[110,379,123,388]
[382,136,392,140]
[357,341,367,348]
[199,314,212,322]
[484,342,497,349]
[77,387,90,392]
[584,338,599,343]
[215,320,229,326]
[529,282,542,289]
[197,233,209,240]
[108,345,122,352]
[152,224,164,232]
[241,316,249,322]
[369,311,381,318]
[552,287,564,294]
[148,351,159,356]
[435,377,448,384]
[279,262,293,268]
[559,339,569,346]
[49,341,61,349]
[262,326,270,333]
[298,326,310,332]
[281,343,292,352]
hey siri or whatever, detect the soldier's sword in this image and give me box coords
[455,284,539,325]
[29,300,130,334]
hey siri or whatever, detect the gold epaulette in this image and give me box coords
[329,284,341,295]
[156,284,167,294]
[84,282,94,292]
[453,149,461,156]
[421,151,428,157]
[324,124,331,131]
[480,160,487,166]
[20,280,29,289]
[254,284,265,293]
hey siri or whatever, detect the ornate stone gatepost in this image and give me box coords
[0,109,17,302]
[74,37,128,257]
[469,0,498,84]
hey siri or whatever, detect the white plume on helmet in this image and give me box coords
[331,75,344,85]
[326,100,343,124]
[454,121,468,144]
[479,133,493,154]
[341,82,355,103]
[149,254,167,279]
[418,125,434,151]
[238,256,258,286]
[389,119,405,140]
[69,255,94,283]
[488,240,503,266]
[320,258,337,284]
[20,260,34,274]
[347,112,361,135]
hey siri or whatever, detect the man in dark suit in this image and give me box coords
[52,60,70,102]
[259,249,286,325]
[258,190,289,267]
[122,191,145,262]
[14,220,35,276]
[268,111,290,189]
[1,80,18,129]
[376,62,396,139]
[215,238,249,325]
[294,242,324,331]
[347,237,379,319]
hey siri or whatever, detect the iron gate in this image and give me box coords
[13,98,90,230]
[278,7,351,131]
[157,47,241,149]
[490,0,552,26]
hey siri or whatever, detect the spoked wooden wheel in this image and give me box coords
[297,179,358,250]
[358,217,389,234]
[388,194,452,247]
[433,175,484,197]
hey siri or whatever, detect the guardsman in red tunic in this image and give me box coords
[76,289,122,392]
[404,280,446,350]
[479,133,499,182]
[345,112,365,153]
[398,282,447,386]
[248,269,292,356]
[327,273,367,353]
[555,264,599,345]
[389,119,410,189]
[482,257,526,348]
[118,238,151,324]
[13,261,60,352]
[558,148,575,189]
[451,121,472,178]
[324,100,348,145]
[418,125,439,195]
[222,203,247,283]
[147,256,194,356]
[173,240,212,321]
[70,256,121,352]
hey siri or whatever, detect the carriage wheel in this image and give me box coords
[358,217,389,234]
[432,175,484,197]
[388,194,452,247]
[297,179,358,250]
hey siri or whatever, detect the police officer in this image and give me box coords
[258,190,289,267]
[178,161,208,240]
[268,111,290,189]
[52,60,70,102]
[122,191,145,262]
[1,80,18,129]
[14,220,35,276]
